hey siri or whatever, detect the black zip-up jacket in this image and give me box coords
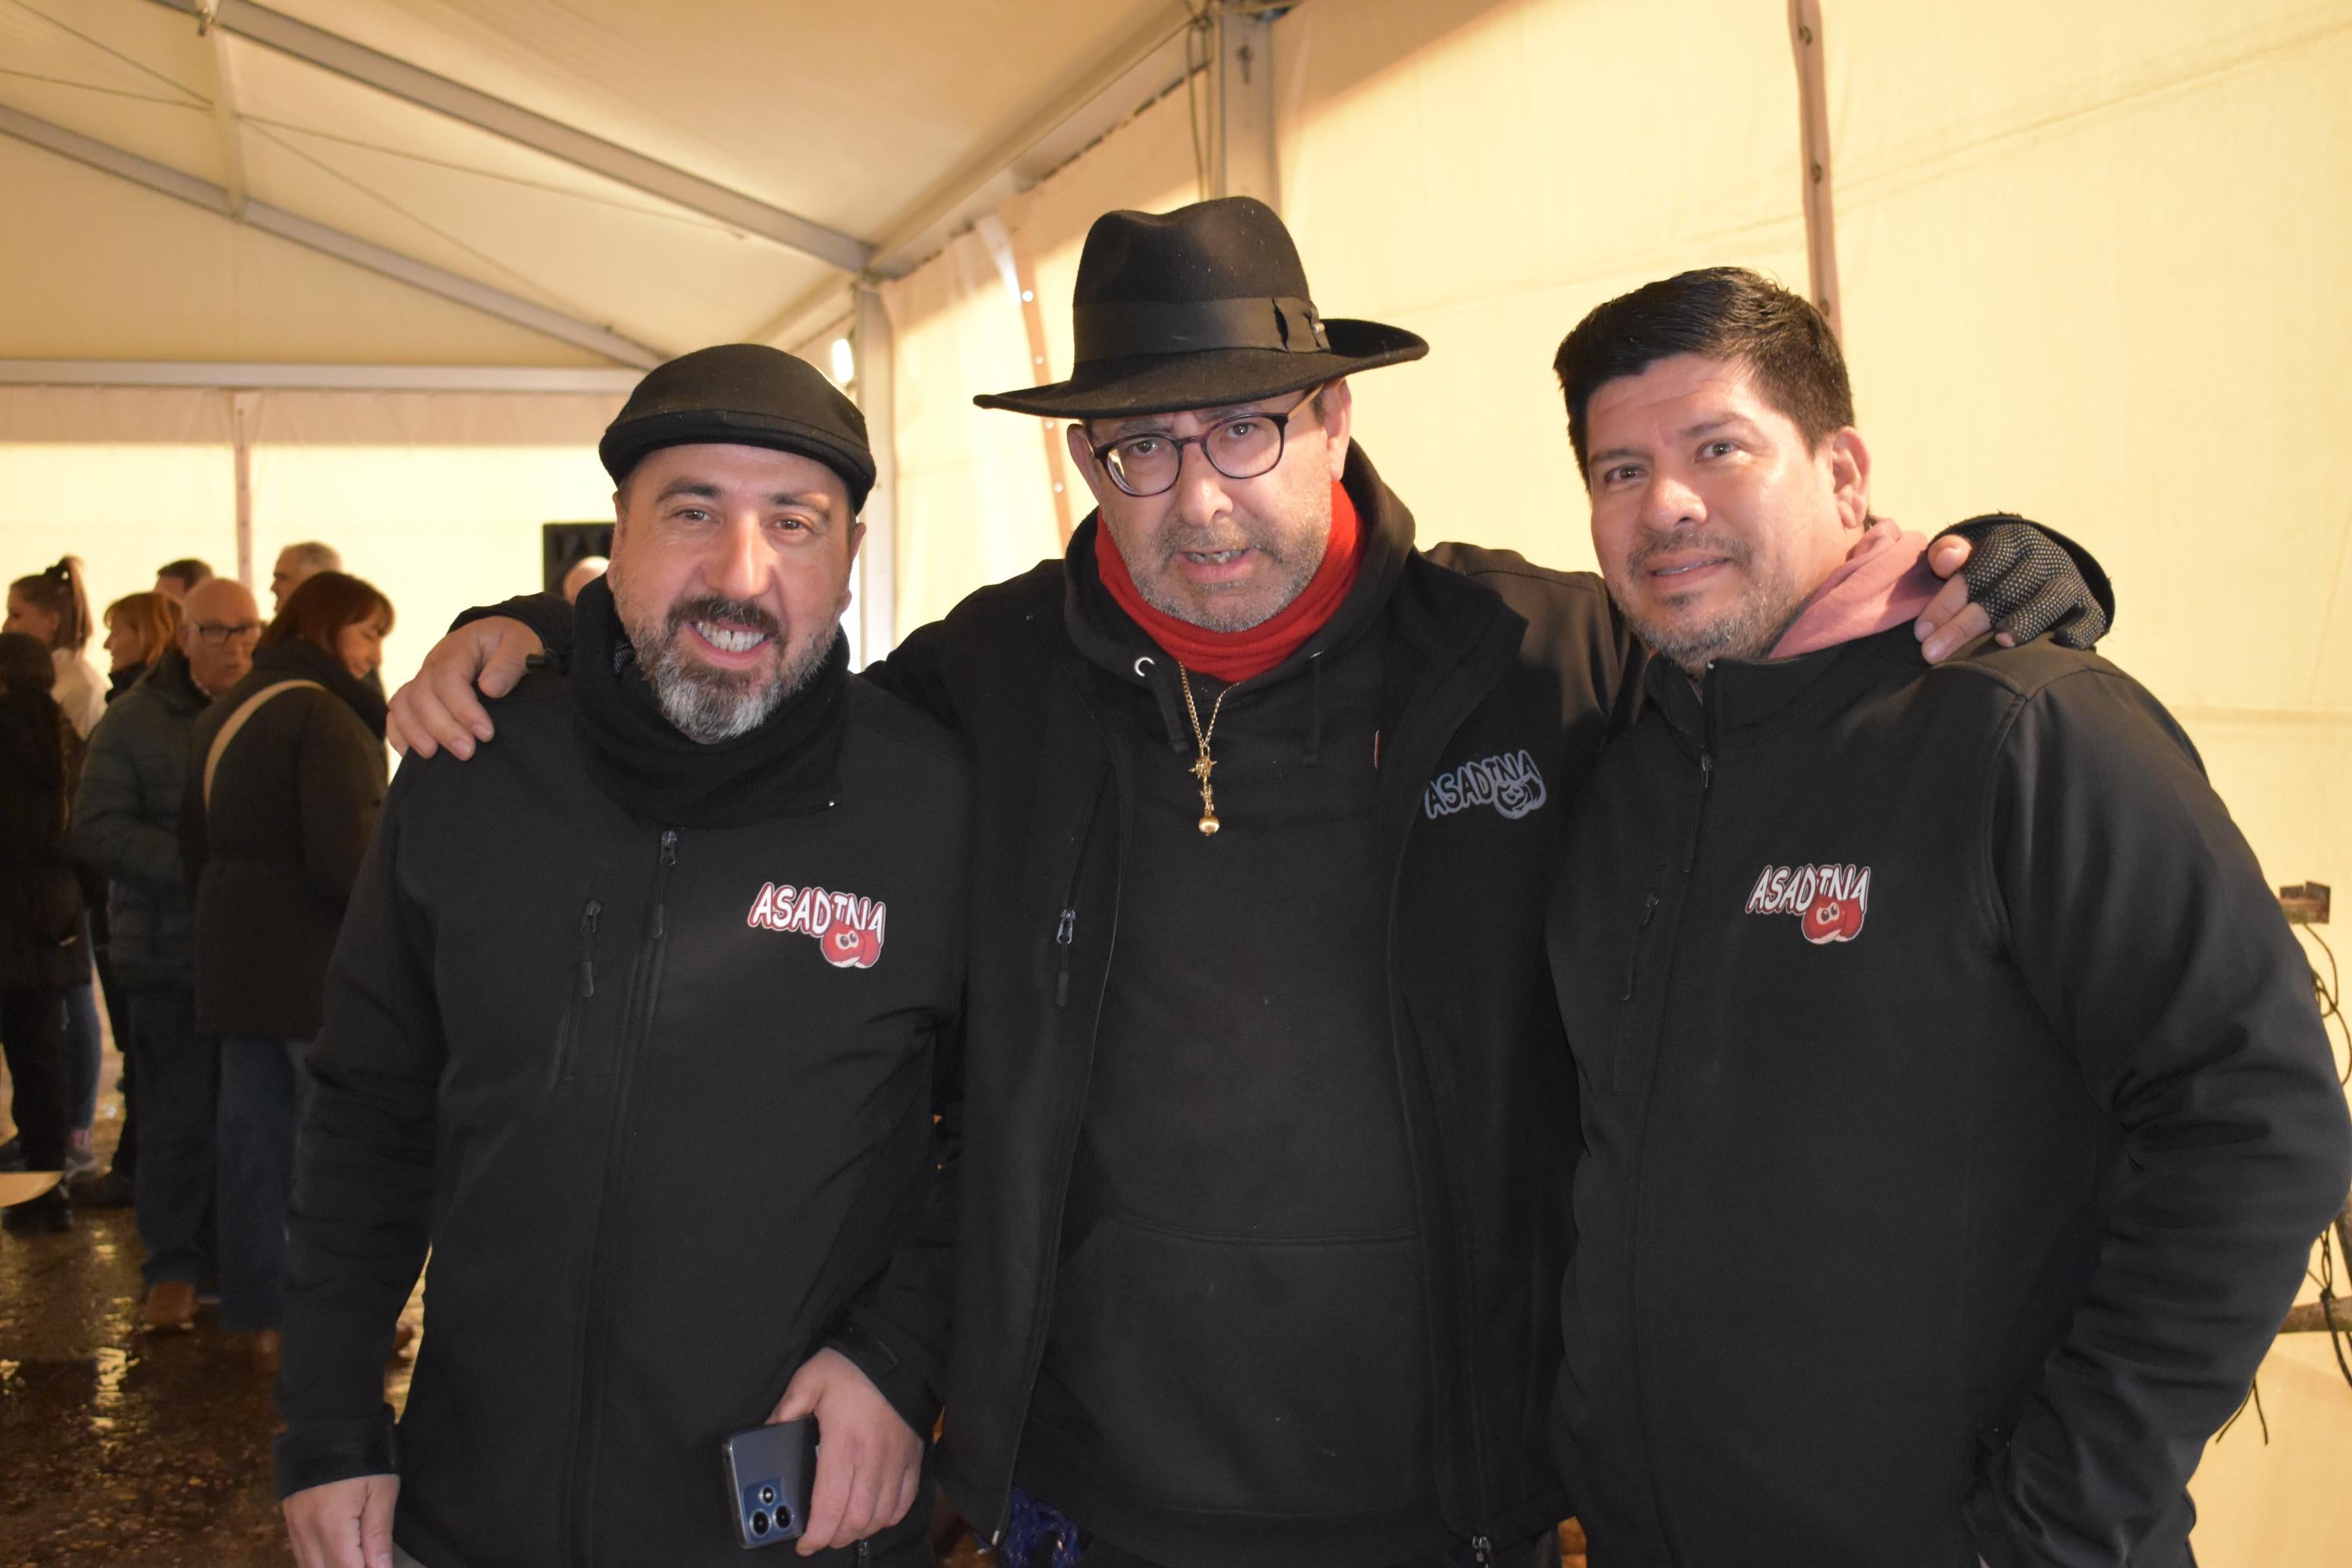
[1547,625,2352,1568]
[271,631,971,1568]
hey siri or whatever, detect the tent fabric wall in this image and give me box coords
[0,388,619,691]
[871,2,2352,1558]
[1823,6,2352,1558]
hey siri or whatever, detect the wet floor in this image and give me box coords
[0,1050,424,1568]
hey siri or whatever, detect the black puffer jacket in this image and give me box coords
[73,647,207,989]
[183,639,388,1040]
[0,691,90,993]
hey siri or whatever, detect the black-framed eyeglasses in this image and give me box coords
[192,620,262,645]
[1086,386,1324,498]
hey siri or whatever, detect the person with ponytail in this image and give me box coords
[0,630,89,1233]
[7,560,109,1178]
[6,557,104,739]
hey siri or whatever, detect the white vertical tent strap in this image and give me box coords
[1788,0,1842,337]
[988,194,1077,545]
[230,388,261,587]
[853,285,898,667]
[1213,5,1279,208]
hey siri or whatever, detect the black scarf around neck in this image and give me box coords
[568,576,848,829]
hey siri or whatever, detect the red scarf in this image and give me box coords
[1094,481,1363,684]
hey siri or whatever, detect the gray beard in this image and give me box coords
[1135,549,1320,633]
[623,597,832,744]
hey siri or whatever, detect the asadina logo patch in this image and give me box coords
[1744,862,1871,944]
[746,881,887,969]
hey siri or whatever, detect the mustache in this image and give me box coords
[1625,533,1751,573]
[664,594,782,643]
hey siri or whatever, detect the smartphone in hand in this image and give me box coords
[722,1417,816,1549]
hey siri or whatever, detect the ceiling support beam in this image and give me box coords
[0,105,664,368]
[148,0,873,274]
[201,15,250,215]
[0,361,644,393]
[1787,0,1842,338]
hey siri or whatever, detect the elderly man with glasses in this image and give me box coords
[388,198,2110,1568]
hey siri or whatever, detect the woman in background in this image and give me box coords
[0,630,89,1233]
[183,571,392,1370]
[100,590,180,702]
[7,558,104,738]
[9,560,111,1175]
[67,589,186,1209]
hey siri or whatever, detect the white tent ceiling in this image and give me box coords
[0,0,1200,372]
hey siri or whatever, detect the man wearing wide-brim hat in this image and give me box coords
[389,198,2108,1568]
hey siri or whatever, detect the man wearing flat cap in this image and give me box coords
[393,200,2109,1567]
[274,346,969,1568]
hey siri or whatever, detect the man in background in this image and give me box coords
[561,554,609,603]
[72,575,261,1330]
[154,559,213,604]
[271,543,343,612]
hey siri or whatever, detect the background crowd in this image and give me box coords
[0,544,394,1373]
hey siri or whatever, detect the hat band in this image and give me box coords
[1073,296,1330,362]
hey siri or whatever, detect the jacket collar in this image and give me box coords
[568,575,847,829]
[252,638,388,741]
[1645,622,1927,757]
[131,646,207,715]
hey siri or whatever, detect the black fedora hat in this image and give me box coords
[974,197,1427,420]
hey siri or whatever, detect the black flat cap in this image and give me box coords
[600,343,876,511]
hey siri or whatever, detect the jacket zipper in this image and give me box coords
[561,828,677,1567]
[1617,891,1662,1002]
[553,898,601,1094]
[1626,723,1717,1568]
[1052,908,1077,1007]
[993,763,1121,1547]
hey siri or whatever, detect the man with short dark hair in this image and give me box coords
[154,558,214,604]
[1544,267,2352,1568]
[273,347,966,1568]
[388,204,2109,1568]
[70,575,260,1330]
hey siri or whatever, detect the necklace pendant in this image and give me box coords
[1198,809,1221,836]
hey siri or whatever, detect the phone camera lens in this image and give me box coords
[750,1510,771,1535]
[759,1484,777,1506]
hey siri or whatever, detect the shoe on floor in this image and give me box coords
[62,1130,98,1178]
[141,1279,199,1331]
[67,1167,135,1207]
[2,1188,72,1233]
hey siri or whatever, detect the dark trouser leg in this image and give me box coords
[63,978,102,1134]
[130,989,215,1287]
[0,988,71,1172]
[216,1036,307,1332]
[96,943,136,1178]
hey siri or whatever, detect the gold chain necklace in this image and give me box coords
[1176,664,1230,837]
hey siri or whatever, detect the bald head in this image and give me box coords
[561,555,609,603]
[180,578,262,696]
